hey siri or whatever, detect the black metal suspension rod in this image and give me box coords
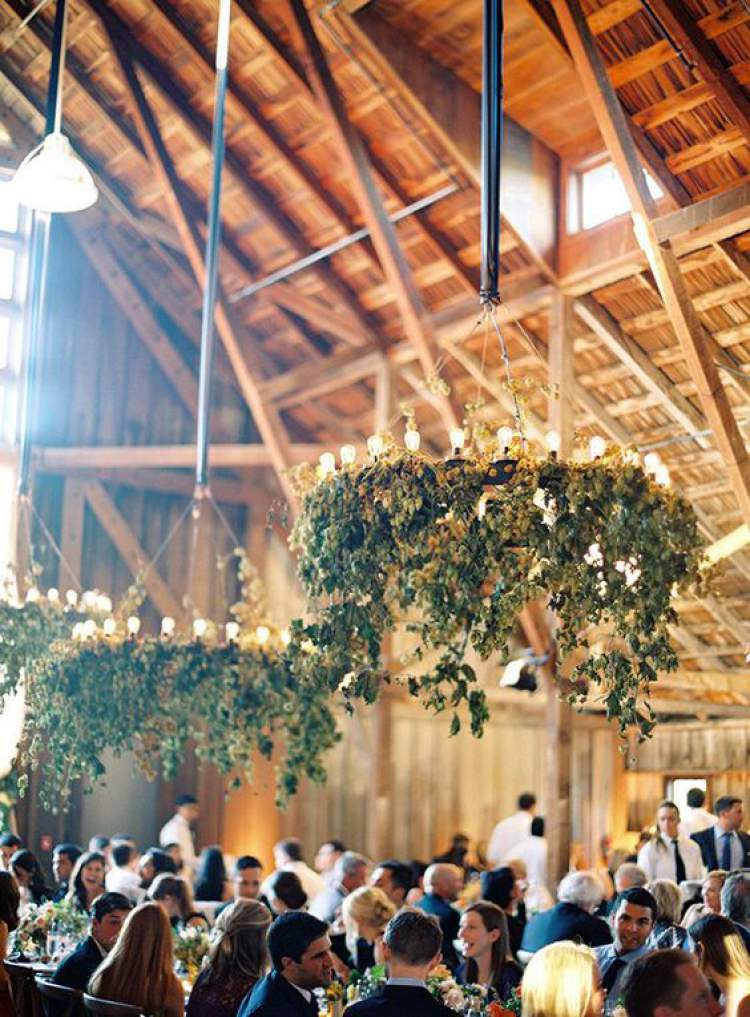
[195,0,231,493]
[480,0,504,306]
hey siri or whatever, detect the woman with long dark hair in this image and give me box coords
[194,847,230,903]
[11,849,51,907]
[0,871,20,1017]
[458,900,521,999]
[186,899,271,1017]
[66,851,106,912]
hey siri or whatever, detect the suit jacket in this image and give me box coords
[52,936,104,992]
[417,894,460,969]
[691,827,750,871]
[520,902,612,953]
[345,984,454,1016]
[237,970,319,1017]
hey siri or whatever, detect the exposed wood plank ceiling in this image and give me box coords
[1,0,750,704]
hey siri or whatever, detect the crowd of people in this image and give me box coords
[0,788,749,1017]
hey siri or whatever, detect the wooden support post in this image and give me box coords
[59,478,85,591]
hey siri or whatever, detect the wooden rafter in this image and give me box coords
[552,0,750,533]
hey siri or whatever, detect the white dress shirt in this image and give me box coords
[637,834,703,882]
[713,826,745,870]
[679,807,716,838]
[105,865,145,904]
[505,834,547,887]
[261,861,325,903]
[158,813,197,870]
[488,810,533,866]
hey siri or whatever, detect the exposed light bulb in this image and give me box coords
[545,431,561,455]
[97,595,112,614]
[643,451,661,475]
[161,616,175,638]
[449,427,466,452]
[72,622,84,641]
[25,587,40,603]
[256,625,270,645]
[280,628,291,646]
[654,464,671,487]
[584,542,604,568]
[225,621,240,643]
[367,434,384,459]
[65,589,78,607]
[588,435,606,460]
[340,444,356,466]
[46,588,59,603]
[319,452,336,476]
[193,618,208,639]
[496,426,513,451]
[103,618,116,636]
[127,616,141,637]
[405,429,421,453]
[82,590,97,608]
[82,619,97,639]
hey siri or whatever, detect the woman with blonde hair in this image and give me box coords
[88,902,183,1017]
[646,879,691,949]
[521,941,603,1017]
[148,873,194,928]
[186,899,271,1017]
[342,886,396,971]
[682,870,727,928]
[458,900,521,999]
[689,914,750,1017]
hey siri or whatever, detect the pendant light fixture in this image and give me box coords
[13,0,98,213]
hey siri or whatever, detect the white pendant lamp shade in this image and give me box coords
[13,132,98,213]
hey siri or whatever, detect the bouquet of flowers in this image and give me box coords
[345,965,386,1004]
[9,899,89,960]
[316,981,345,1016]
[172,926,210,985]
[490,986,523,1017]
[427,966,490,1012]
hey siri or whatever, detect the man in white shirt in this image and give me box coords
[506,815,548,888]
[679,788,716,838]
[261,838,325,903]
[158,793,199,874]
[488,792,536,867]
[105,842,145,904]
[637,800,703,883]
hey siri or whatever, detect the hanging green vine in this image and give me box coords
[288,439,710,740]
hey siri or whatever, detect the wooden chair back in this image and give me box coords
[35,979,85,1017]
[82,995,145,1017]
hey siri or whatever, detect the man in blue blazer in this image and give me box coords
[416,864,462,970]
[521,871,612,954]
[238,912,333,1017]
[346,908,455,1016]
[691,796,750,871]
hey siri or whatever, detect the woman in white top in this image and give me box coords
[637,800,703,884]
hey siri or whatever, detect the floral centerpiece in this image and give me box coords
[343,964,504,1014]
[9,899,89,960]
[173,926,210,986]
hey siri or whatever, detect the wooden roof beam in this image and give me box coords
[552,0,750,533]
[28,444,328,471]
[288,0,459,430]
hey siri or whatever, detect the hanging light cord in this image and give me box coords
[0,0,53,54]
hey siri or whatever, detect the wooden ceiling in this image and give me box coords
[2,0,750,711]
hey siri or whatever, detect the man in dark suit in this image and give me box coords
[238,912,333,1017]
[416,864,462,970]
[521,871,612,954]
[50,892,131,1008]
[346,908,455,1016]
[691,795,750,871]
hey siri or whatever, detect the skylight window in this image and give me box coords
[568,161,663,232]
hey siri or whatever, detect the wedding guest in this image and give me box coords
[682,871,727,929]
[433,834,471,875]
[138,847,177,889]
[371,860,412,908]
[163,843,185,877]
[621,948,721,1017]
[88,836,110,863]
[0,835,21,872]
[194,846,230,902]
[52,843,82,902]
[638,802,703,883]
[488,794,536,867]
[594,887,657,1014]
[310,852,368,923]
[647,880,692,950]
[148,873,194,927]
[66,851,106,912]
[721,873,750,952]
[105,843,144,904]
[690,914,750,1017]
[238,911,333,1016]
[406,861,427,906]
[506,818,548,889]
[521,871,611,954]
[481,866,526,958]
[215,855,264,920]
[11,848,51,906]
[680,789,716,838]
[88,902,183,1017]
[0,871,19,1017]
[268,871,307,916]
[417,864,462,970]
[263,839,324,903]
[344,908,454,1016]
[341,886,396,971]
[521,941,603,1017]
[314,840,345,885]
[692,796,750,871]
[159,793,199,874]
[187,899,272,1017]
[458,900,521,999]
[51,892,131,993]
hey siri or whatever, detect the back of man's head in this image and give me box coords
[424,863,460,898]
[276,838,303,863]
[111,843,132,868]
[89,835,109,853]
[267,912,328,971]
[0,834,21,849]
[375,860,413,897]
[530,817,545,838]
[615,862,649,892]
[714,795,741,816]
[621,949,697,1017]
[54,842,83,864]
[518,793,536,812]
[91,892,132,921]
[335,851,368,883]
[721,872,750,925]
[686,788,706,809]
[616,886,658,922]
[557,871,603,913]
[383,908,442,966]
[175,793,197,807]
[236,855,263,873]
